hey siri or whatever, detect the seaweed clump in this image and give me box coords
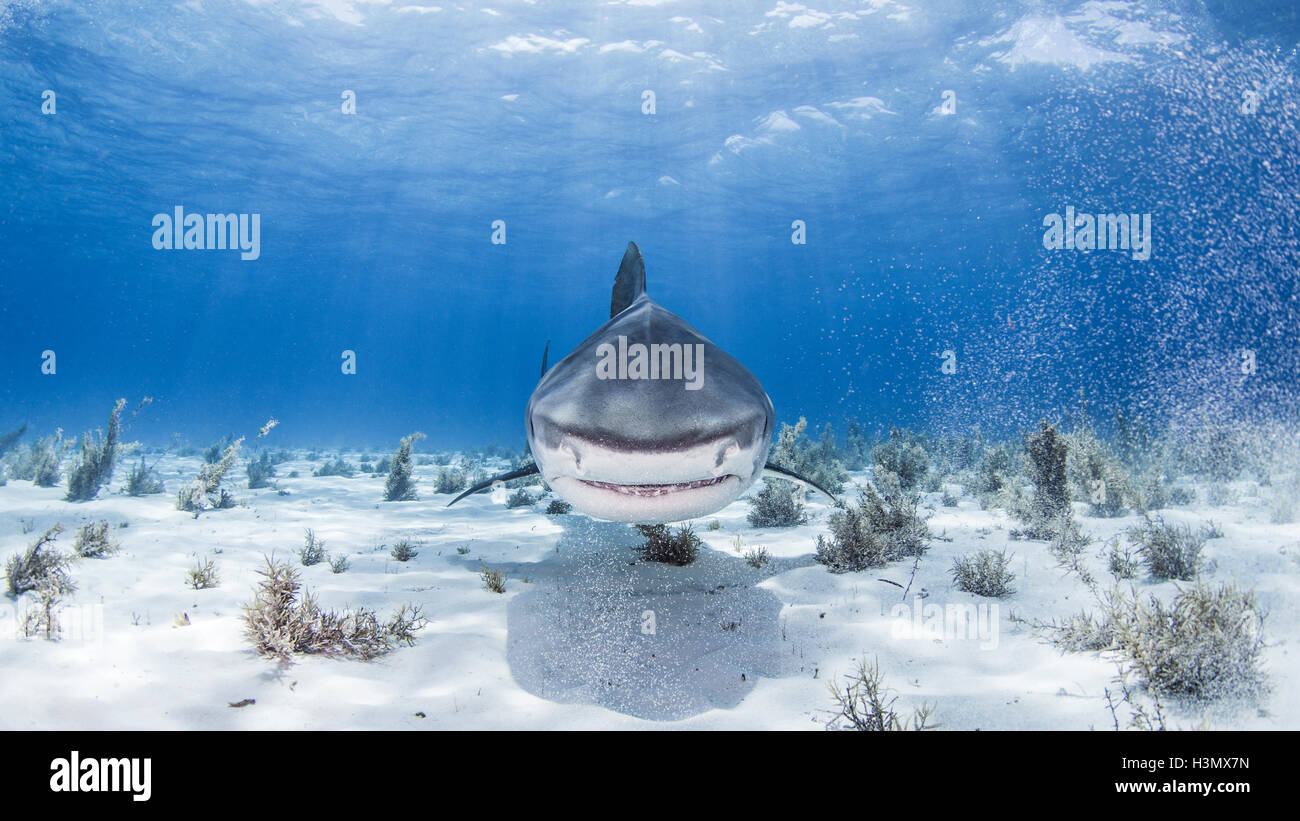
[1111,583,1267,702]
[66,399,126,501]
[8,430,68,487]
[826,657,937,731]
[770,418,849,495]
[5,525,73,597]
[7,525,76,641]
[506,487,536,508]
[839,420,871,470]
[1017,420,1071,538]
[1035,576,1267,711]
[187,558,220,589]
[635,524,701,566]
[384,432,425,501]
[204,435,234,464]
[747,478,808,527]
[435,467,466,494]
[73,521,117,558]
[1065,422,1132,518]
[177,437,243,517]
[241,557,428,662]
[815,471,930,573]
[871,428,930,491]
[126,456,165,496]
[950,549,1016,598]
[313,457,356,478]
[1128,515,1204,581]
[481,563,507,593]
[299,529,327,566]
[390,539,418,562]
[246,451,277,490]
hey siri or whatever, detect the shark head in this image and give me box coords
[524,242,775,523]
[447,242,834,521]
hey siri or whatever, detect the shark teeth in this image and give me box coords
[579,476,730,498]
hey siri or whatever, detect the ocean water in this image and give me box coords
[3,1,1300,740]
[1,0,1297,451]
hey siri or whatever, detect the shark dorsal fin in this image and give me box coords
[539,339,550,378]
[610,241,647,318]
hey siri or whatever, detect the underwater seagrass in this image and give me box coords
[448,242,834,523]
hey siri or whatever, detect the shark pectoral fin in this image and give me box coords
[446,463,542,507]
[762,462,840,504]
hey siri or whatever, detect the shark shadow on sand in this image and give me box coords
[472,516,814,721]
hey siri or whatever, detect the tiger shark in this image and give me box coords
[448,242,834,523]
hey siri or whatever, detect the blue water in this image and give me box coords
[1,0,1297,450]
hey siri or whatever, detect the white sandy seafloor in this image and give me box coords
[0,452,1296,731]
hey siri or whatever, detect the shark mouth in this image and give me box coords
[576,475,732,498]
[547,472,747,523]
